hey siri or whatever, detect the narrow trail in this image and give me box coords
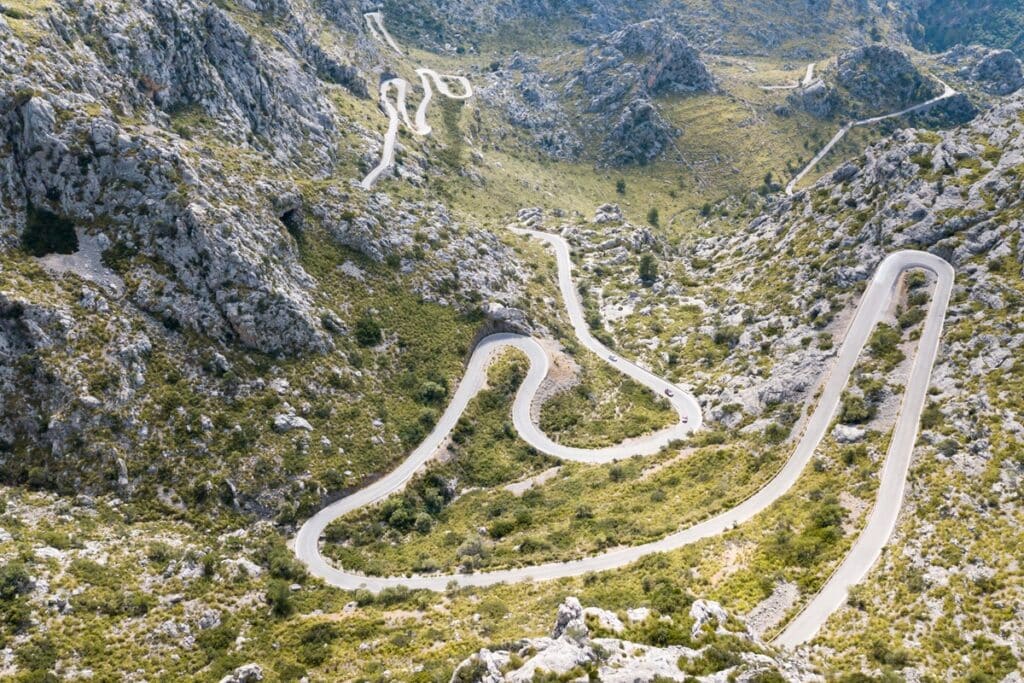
[296,16,957,648]
[786,79,958,195]
[359,13,473,190]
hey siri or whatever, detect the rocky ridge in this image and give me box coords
[789,45,946,120]
[572,19,713,166]
[483,19,713,166]
[939,44,1024,96]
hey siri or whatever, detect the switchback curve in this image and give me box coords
[295,227,953,647]
[360,14,474,189]
[786,79,958,195]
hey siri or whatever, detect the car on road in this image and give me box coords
[664,388,674,397]
[609,354,618,362]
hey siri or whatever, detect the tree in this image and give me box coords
[615,179,626,194]
[414,512,433,534]
[639,254,658,285]
[266,580,293,617]
[839,394,874,424]
[354,314,383,347]
[417,380,447,404]
[647,207,660,226]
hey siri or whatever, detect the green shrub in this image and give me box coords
[839,395,875,424]
[0,562,31,601]
[15,634,57,675]
[197,623,239,657]
[298,622,340,666]
[266,580,293,617]
[21,204,78,257]
[920,402,943,429]
[868,324,905,369]
[764,422,790,443]
[868,637,912,667]
[354,315,383,347]
[681,642,744,675]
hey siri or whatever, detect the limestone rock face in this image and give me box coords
[0,0,378,355]
[572,19,712,166]
[450,597,820,683]
[836,45,942,114]
[482,15,714,166]
[479,57,583,161]
[606,20,715,96]
[973,50,1024,95]
[941,45,1024,96]
[601,99,676,167]
[788,79,839,118]
[0,93,331,355]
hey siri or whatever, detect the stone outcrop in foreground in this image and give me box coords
[450,597,819,682]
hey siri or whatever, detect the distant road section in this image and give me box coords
[759,62,816,91]
[359,14,474,189]
[786,78,958,195]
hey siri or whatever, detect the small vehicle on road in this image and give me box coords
[609,354,618,362]
[664,388,674,397]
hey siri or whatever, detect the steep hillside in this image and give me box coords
[908,0,1024,54]
[384,0,897,57]
[0,0,528,515]
[1,0,1022,681]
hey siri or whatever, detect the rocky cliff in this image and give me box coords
[0,0,526,504]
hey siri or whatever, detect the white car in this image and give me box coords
[609,354,618,362]
[664,388,674,397]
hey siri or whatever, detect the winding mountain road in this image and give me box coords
[775,254,953,646]
[364,11,403,55]
[360,14,473,190]
[299,13,957,648]
[295,223,953,645]
[786,79,958,195]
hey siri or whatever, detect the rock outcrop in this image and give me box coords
[835,45,942,114]
[479,56,583,161]
[606,20,715,97]
[572,19,712,166]
[449,597,819,682]
[601,99,677,166]
[941,45,1024,96]
[219,663,263,683]
[788,79,840,119]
